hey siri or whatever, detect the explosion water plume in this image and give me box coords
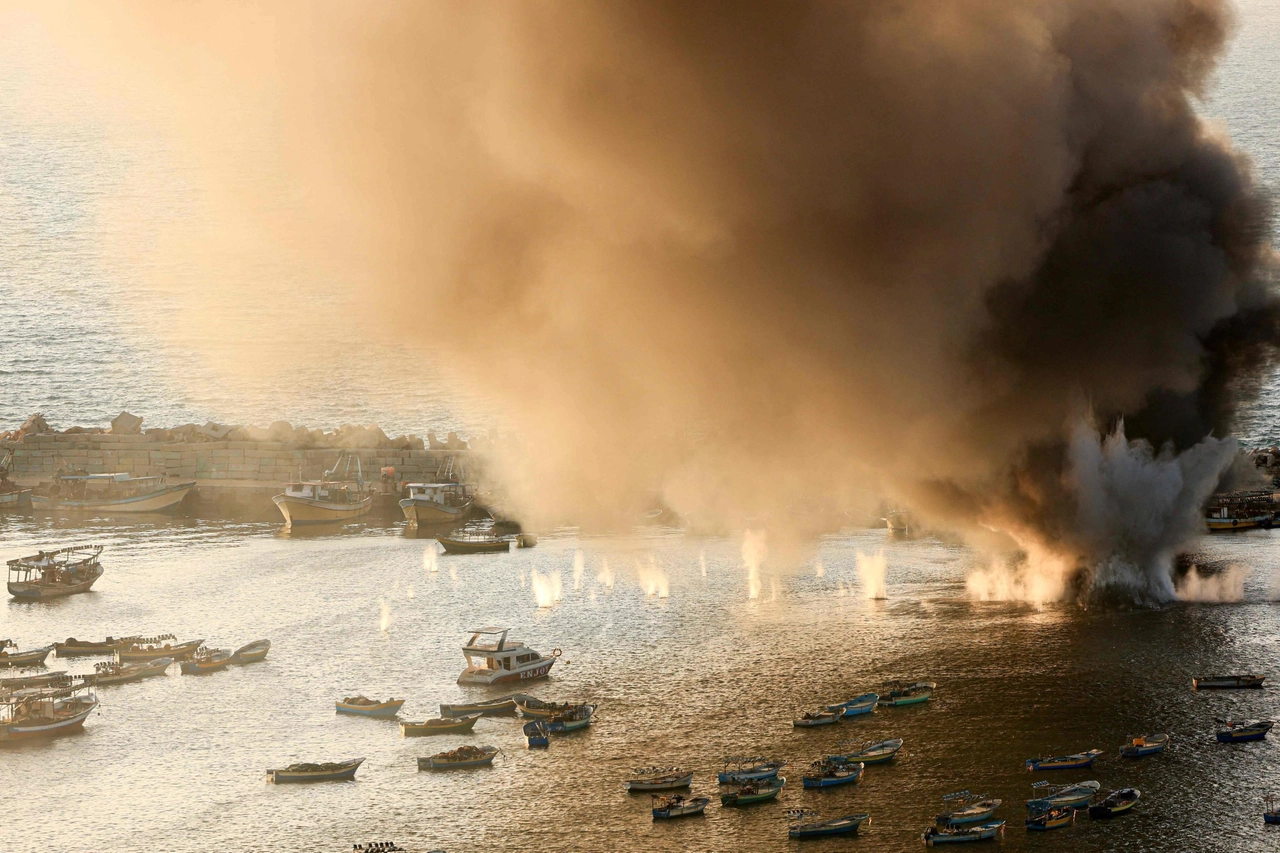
[531,569,563,608]
[856,550,888,600]
[572,549,585,591]
[742,530,768,601]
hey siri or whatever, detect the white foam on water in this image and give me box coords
[531,569,563,607]
[856,549,887,599]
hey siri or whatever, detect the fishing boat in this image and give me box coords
[437,529,510,555]
[0,451,31,510]
[32,473,195,514]
[626,767,694,792]
[417,744,500,770]
[1027,780,1100,811]
[830,737,903,765]
[1194,674,1266,690]
[827,693,878,717]
[179,646,233,674]
[116,636,204,662]
[547,703,595,733]
[923,820,1005,845]
[524,720,549,748]
[93,657,172,685]
[1216,719,1274,743]
[458,628,558,685]
[1025,806,1075,831]
[400,482,475,525]
[7,545,104,600]
[787,809,869,838]
[335,696,406,718]
[0,682,98,741]
[718,756,787,784]
[272,467,372,525]
[936,791,1002,827]
[267,757,365,783]
[651,794,710,820]
[0,640,54,668]
[720,776,785,806]
[802,759,864,789]
[1026,748,1103,771]
[793,710,839,727]
[1266,794,1280,825]
[400,713,481,736]
[1204,490,1276,531]
[1088,788,1140,819]
[0,671,82,694]
[54,636,142,658]
[1119,733,1168,758]
[440,696,518,717]
[231,639,271,664]
[514,696,578,718]
[878,680,935,707]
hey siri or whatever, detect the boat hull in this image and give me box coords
[652,797,710,819]
[802,772,862,789]
[180,657,232,675]
[459,659,554,686]
[627,774,695,792]
[793,714,839,727]
[937,805,1001,827]
[272,494,372,525]
[1194,675,1266,689]
[1218,729,1271,743]
[32,482,194,514]
[924,821,1005,844]
[880,694,931,707]
[438,536,510,555]
[838,700,878,717]
[0,489,32,510]
[790,815,869,838]
[1206,516,1271,531]
[267,759,364,783]
[231,641,271,664]
[0,646,54,667]
[440,698,517,717]
[400,714,480,736]
[336,700,405,718]
[720,784,784,806]
[717,767,783,784]
[117,640,203,662]
[400,499,474,525]
[418,749,499,770]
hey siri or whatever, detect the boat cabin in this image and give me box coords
[282,481,366,504]
[462,627,542,673]
[405,483,471,507]
[48,474,169,500]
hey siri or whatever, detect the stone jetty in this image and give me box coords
[0,412,483,519]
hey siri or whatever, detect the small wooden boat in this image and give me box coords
[0,683,99,741]
[1217,719,1274,743]
[32,473,194,514]
[802,759,863,789]
[831,737,903,765]
[1025,806,1075,831]
[923,820,1005,845]
[440,696,518,717]
[1027,780,1099,810]
[1025,749,1103,771]
[514,696,578,718]
[827,693,878,717]
[1088,788,1140,819]
[417,744,499,770]
[438,528,510,555]
[717,756,787,784]
[878,680,935,707]
[546,703,595,733]
[1265,794,1280,825]
[652,794,710,820]
[0,641,53,668]
[93,657,172,685]
[1119,732,1168,758]
[267,757,364,783]
[231,639,271,664]
[116,636,204,662]
[720,776,785,806]
[54,636,142,658]
[626,767,694,792]
[1194,674,1266,690]
[7,545,105,600]
[400,713,481,736]
[936,791,1002,827]
[335,696,406,718]
[793,710,839,727]
[787,809,870,838]
[179,646,233,674]
[524,720,549,748]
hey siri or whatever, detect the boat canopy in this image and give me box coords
[57,473,161,482]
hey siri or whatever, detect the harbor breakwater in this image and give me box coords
[0,415,480,519]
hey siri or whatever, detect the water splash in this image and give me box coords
[424,546,439,574]
[856,549,888,599]
[637,558,669,598]
[531,569,563,607]
[597,557,614,588]
[814,560,825,578]
[742,529,768,600]
[573,549,585,591]
[406,584,415,600]
[519,568,527,588]
[379,598,392,633]
[449,564,458,582]
[1177,564,1248,602]
[699,551,707,578]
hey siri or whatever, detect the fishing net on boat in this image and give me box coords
[435,745,490,761]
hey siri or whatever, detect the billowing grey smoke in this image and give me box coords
[37,0,1280,600]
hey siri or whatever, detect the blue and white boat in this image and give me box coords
[923,820,1005,845]
[1027,780,1099,811]
[830,737,903,765]
[651,794,709,820]
[801,759,863,789]
[935,791,1002,827]
[787,809,870,838]
[718,756,786,784]
[826,693,878,717]
[1217,720,1274,743]
[1025,749,1103,771]
[523,720,549,748]
[1119,733,1168,758]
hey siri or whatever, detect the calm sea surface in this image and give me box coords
[4,4,1280,853]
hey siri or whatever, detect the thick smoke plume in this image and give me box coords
[26,1,1280,601]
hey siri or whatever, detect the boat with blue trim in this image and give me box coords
[1027,780,1099,811]
[720,776,785,806]
[801,759,863,789]
[652,794,709,820]
[1119,733,1168,758]
[335,696,405,718]
[523,720,549,748]
[626,767,693,792]
[878,680,935,707]
[827,693,878,717]
[935,791,1002,826]
[179,646,233,674]
[1195,674,1266,690]
[1217,719,1274,743]
[831,737,903,765]
[717,756,786,784]
[546,703,595,733]
[787,809,869,838]
[923,820,1005,845]
[1026,749,1102,771]
[1088,788,1140,819]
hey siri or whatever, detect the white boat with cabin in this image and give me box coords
[400,482,474,525]
[457,627,559,686]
